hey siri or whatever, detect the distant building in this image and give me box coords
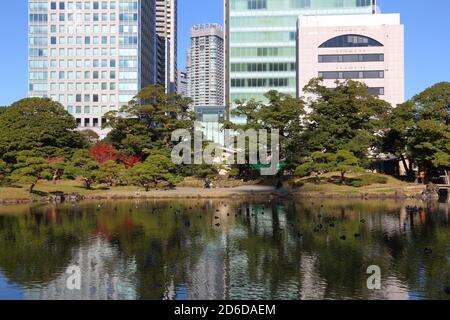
[177,71,188,97]
[225,0,380,121]
[297,13,404,107]
[187,24,225,107]
[156,0,178,93]
[194,105,226,145]
[24,238,137,300]
[28,0,157,138]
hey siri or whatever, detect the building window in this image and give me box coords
[291,0,311,8]
[318,54,384,63]
[319,34,383,48]
[247,0,267,10]
[356,0,372,7]
[231,78,290,88]
[231,62,296,72]
[318,70,384,79]
[366,87,385,95]
[328,87,385,96]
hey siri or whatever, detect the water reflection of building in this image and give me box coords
[167,202,231,300]
[185,235,227,300]
[218,204,300,300]
[299,255,326,300]
[174,201,438,300]
[367,278,409,300]
[24,237,137,300]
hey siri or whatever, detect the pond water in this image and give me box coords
[0,199,449,300]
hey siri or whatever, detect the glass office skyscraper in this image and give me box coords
[28,0,156,137]
[155,0,178,94]
[225,0,376,119]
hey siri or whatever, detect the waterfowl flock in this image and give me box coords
[88,201,441,258]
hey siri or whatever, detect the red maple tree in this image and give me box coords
[119,155,142,168]
[90,143,118,164]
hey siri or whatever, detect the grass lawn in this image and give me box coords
[0,180,141,201]
[0,173,424,202]
[290,172,421,195]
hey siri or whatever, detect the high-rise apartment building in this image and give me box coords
[177,71,188,97]
[225,0,378,119]
[187,24,225,107]
[155,0,177,93]
[28,0,156,137]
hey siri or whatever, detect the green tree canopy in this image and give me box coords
[105,85,195,158]
[80,129,100,146]
[0,159,9,185]
[301,79,391,167]
[96,160,128,187]
[129,153,179,191]
[0,98,86,161]
[408,82,450,173]
[379,102,415,176]
[228,90,305,160]
[295,150,363,183]
[9,151,52,192]
[64,150,99,189]
[225,90,305,177]
[381,82,450,175]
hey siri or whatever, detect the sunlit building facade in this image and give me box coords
[187,24,225,107]
[156,0,178,93]
[225,0,377,120]
[177,70,188,97]
[28,0,157,138]
[297,13,404,107]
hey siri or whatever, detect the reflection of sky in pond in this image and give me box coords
[0,273,23,300]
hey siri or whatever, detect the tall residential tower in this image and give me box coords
[28,0,157,137]
[187,24,225,106]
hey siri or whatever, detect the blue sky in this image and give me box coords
[0,0,448,105]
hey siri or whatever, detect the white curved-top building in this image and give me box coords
[297,13,404,107]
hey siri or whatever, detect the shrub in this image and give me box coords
[346,174,389,187]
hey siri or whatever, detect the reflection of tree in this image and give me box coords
[385,208,450,300]
[228,200,449,300]
[228,202,302,299]
[0,201,219,299]
[82,201,225,299]
[291,201,450,300]
[0,199,448,300]
[0,205,93,287]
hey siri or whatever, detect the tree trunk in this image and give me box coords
[400,154,409,175]
[52,169,62,185]
[84,178,92,190]
[340,171,346,184]
[444,170,450,185]
[400,154,414,178]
